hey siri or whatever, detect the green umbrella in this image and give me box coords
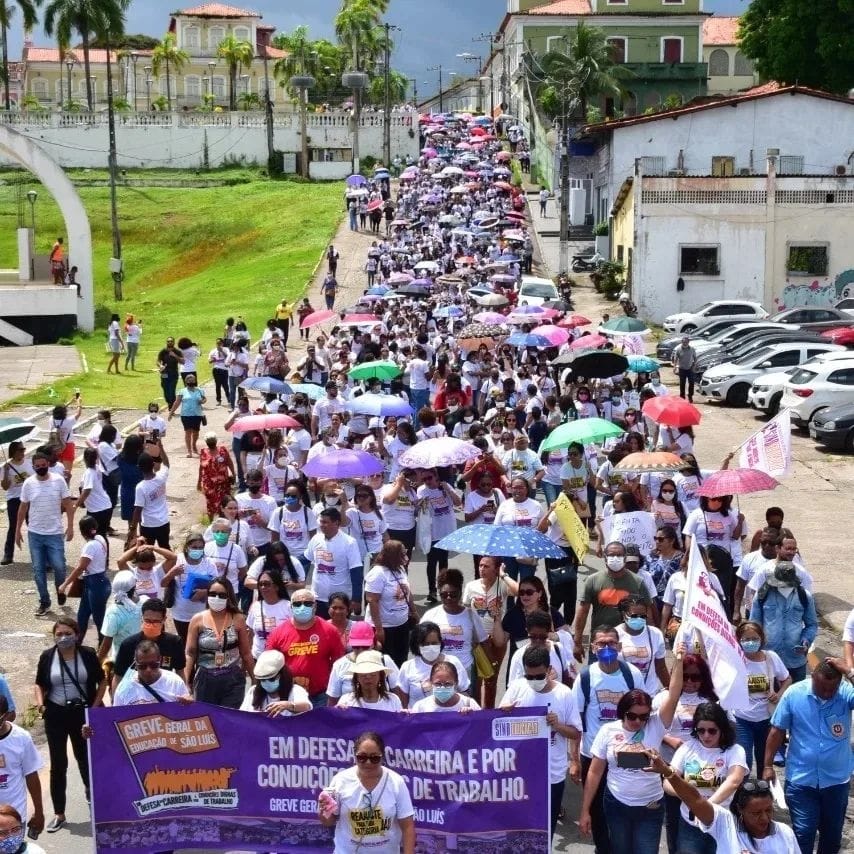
[540,418,625,453]
[348,360,402,381]
[0,418,36,445]
[600,316,650,335]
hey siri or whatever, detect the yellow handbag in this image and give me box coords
[473,644,495,680]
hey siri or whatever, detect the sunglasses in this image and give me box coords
[258,581,273,588]
[524,672,548,681]
[440,590,461,600]
[208,592,227,599]
[684,673,702,681]
[696,726,719,735]
[355,753,383,765]
[624,711,651,722]
[741,780,771,793]
[519,589,537,597]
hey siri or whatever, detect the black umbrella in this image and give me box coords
[551,350,628,378]
[394,284,432,297]
[544,299,572,312]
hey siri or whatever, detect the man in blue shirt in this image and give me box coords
[763,658,854,854]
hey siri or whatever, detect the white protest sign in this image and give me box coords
[737,408,792,478]
[600,510,657,556]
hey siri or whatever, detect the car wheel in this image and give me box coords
[809,407,829,426]
[681,324,697,333]
[726,383,750,407]
[766,393,782,417]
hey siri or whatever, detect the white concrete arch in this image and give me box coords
[0,126,94,332]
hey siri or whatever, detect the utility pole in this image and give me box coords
[382,23,400,168]
[104,34,123,300]
[427,64,443,112]
[260,49,275,171]
[474,32,501,117]
[407,77,418,108]
[456,53,482,112]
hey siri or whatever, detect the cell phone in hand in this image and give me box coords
[616,750,649,770]
[27,827,40,840]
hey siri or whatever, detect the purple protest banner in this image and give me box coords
[89,703,550,853]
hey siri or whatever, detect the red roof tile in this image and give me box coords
[524,0,592,14]
[173,4,260,18]
[702,16,741,46]
[26,47,120,63]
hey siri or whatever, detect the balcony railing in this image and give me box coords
[625,62,708,81]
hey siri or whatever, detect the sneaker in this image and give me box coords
[57,593,67,606]
[35,604,50,616]
[0,556,11,566]
[46,817,66,833]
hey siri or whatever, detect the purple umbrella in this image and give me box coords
[346,174,367,187]
[399,437,481,468]
[410,278,433,287]
[302,449,384,479]
[513,305,546,315]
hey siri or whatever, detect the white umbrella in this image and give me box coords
[440,165,464,177]
[414,260,440,272]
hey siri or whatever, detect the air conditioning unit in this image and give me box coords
[738,168,751,176]
[668,169,685,177]
[835,164,848,176]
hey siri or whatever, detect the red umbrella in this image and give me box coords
[696,468,779,497]
[570,334,607,350]
[366,199,383,212]
[227,413,301,432]
[559,314,592,328]
[470,126,487,136]
[642,396,702,427]
[300,309,336,329]
[342,314,380,324]
[505,211,526,219]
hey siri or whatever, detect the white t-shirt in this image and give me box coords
[507,641,573,685]
[2,458,33,500]
[264,463,301,503]
[0,723,43,824]
[81,466,112,513]
[246,554,306,587]
[420,606,487,672]
[138,414,168,437]
[844,607,854,644]
[345,508,388,558]
[203,541,248,590]
[80,535,109,576]
[134,468,170,528]
[502,679,582,783]
[746,560,813,597]
[697,803,797,852]
[408,358,429,390]
[397,654,469,705]
[131,563,165,603]
[501,449,543,484]
[462,576,511,636]
[114,669,189,705]
[655,690,706,747]
[20,473,69,535]
[237,493,278,547]
[168,557,220,623]
[683,508,740,552]
[571,662,644,756]
[239,683,309,714]
[591,715,667,806]
[671,740,748,820]
[327,652,400,700]
[337,691,402,712]
[305,531,363,602]
[416,485,458,541]
[615,624,667,693]
[364,565,411,629]
[327,765,414,854]
[411,694,481,713]
[663,570,725,620]
[463,489,501,527]
[734,651,789,723]
[246,598,292,658]
[493,496,544,529]
[380,484,417,530]
[268,504,317,553]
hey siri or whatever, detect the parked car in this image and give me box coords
[781,361,854,429]
[810,403,854,451]
[821,327,854,346]
[699,341,845,406]
[834,298,854,319]
[770,306,852,327]
[694,331,834,377]
[663,300,769,334]
[688,322,791,361]
[748,352,854,415]
[517,277,559,306]
[656,319,753,361]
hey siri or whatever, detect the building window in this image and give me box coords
[661,37,683,63]
[733,51,753,76]
[212,76,226,98]
[662,0,684,3]
[606,0,627,4]
[209,26,225,49]
[607,38,627,64]
[184,26,200,49]
[185,76,201,98]
[680,245,721,276]
[787,244,828,277]
[708,49,729,76]
[711,156,735,177]
[778,155,804,175]
[233,26,250,42]
[545,36,564,54]
[641,155,667,175]
[31,78,47,99]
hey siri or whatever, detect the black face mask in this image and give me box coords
[248,484,262,493]
[34,466,49,477]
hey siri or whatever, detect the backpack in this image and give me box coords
[578,661,635,729]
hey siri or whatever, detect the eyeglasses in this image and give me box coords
[684,672,702,681]
[258,581,273,588]
[594,641,619,649]
[431,682,455,689]
[624,711,651,722]
[696,726,719,735]
[142,618,165,626]
[519,589,537,597]
[440,590,461,600]
[208,591,227,600]
[0,826,23,840]
[653,535,668,541]
[135,661,161,671]
[355,753,383,765]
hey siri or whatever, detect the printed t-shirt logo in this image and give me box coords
[442,624,464,651]
[598,588,630,608]
[316,548,336,575]
[747,674,769,694]
[595,688,624,721]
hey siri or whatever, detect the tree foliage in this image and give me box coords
[738,0,854,95]
[150,32,187,111]
[1,1,42,109]
[216,34,253,111]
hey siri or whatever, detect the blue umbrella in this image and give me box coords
[432,305,465,318]
[367,286,390,295]
[239,377,292,395]
[348,394,412,418]
[289,383,326,400]
[435,524,566,559]
[507,331,551,348]
[346,174,367,187]
[627,355,660,373]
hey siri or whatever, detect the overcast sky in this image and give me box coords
[11,0,746,97]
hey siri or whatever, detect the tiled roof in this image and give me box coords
[524,0,592,14]
[259,46,286,59]
[702,16,741,46]
[26,47,120,63]
[173,4,260,18]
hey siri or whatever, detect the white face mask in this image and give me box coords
[208,596,227,612]
[605,556,625,573]
[420,644,441,663]
[527,677,547,693]
[325,496,339,505]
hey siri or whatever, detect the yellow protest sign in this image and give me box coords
[554,493,590,559]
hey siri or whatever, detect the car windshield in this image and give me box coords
[520,283,557,298]
[732,346,773,366]
[789,368,818,385]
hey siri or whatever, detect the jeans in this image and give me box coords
[785,780,848,854]
[581,755,609,854]
[735,715,771,772]
[678,368,695,400]
[410,389,429,427]
[160,373,178,409]
[324,294,335,310]
[77,572,112,641]
[677,816,716,854]
[603,787,663,854]
[664,792,681,854]
[212,368,229,404]
[382,622,411,669]
[541,481,561,506]
[232,436,245,490]
[124,341,139,370]
[29,531,66,607]
[4,496,20,560]
[227,375,241,409]
[44,701,89,814]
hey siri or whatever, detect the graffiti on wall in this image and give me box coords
[774,269,854,310]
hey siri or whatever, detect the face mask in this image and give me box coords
[212,532,229,547]
[0,831,25,854]
[448,404,459,413]
[55,635,76,649]
[432,685,456,703]
[34,466,49,477]
[740,639,761,654]
[248,484,262,493]
[325,496,339,506]
[208,596,227,612]
[661,491,675,499]
[187,548,205,561]
[596,646,619,666]
[463,415,475,424]
[292,604,315,622]
[605,556,624,572]
[527,676,547,693]
[420,644,441,663]
[625,616,646,632]
[611,398,621,405]
[141,622,162,639]
[276,457,289,468]
[261,678,281,693]
[496,401,506,409]
[285,496,300,508]
[652,379,661,386]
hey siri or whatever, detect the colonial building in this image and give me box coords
[702,16,758,95]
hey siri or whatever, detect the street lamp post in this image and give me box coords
[457,52,483,112]
[259,47,274,171]
[90,75,97,108]
[208,61,217,103]
[144,71,152,111]
[26,189,36,279]
[130,52,139,111]
[427,64,444,112]
[104,32,123,299]
[381,22,401,169]
[65,56,75,109]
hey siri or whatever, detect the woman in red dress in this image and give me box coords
[197,432,236,518]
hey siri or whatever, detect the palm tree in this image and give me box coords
[43,0,127,111]
[565,22,628,118]
[216,34,253,110]
[273,24,313,99]
[1,0,41,110]
[150,32,187,111]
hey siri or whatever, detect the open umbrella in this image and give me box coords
[627,356,661,373]
[300,309,336,329]
[0,418,36,445]
[493,180,514,192]
[696,468,779,497]
[494,151,512,162]
[474,311,508,324]
[507,331,551,348]
[642,396,702,427]
[348,360,402,382]
[394,284,432,297]
[302,449,384,479]
[552,350,629,378]
[614,451,685,474]
[227,413,301,432]
[366,286,391,296]
[543,299,572,313]
[569,334,607,350]
[540,418,625,453]
[601,316,651,335]
[366,199,383,212]
[239,377,293,395]
[289,383,326,400]
[414,260,440,273]
[512,305,546,315]
[558,314,592,328]
[346,174,367,187]
[432,305,465,318]
[399,437,481,468]
[490,274,517,285]
[473,293,510,307]
[435,524,566,560]
[348,394,412,418]
[388,272,413,285]
[342,314,380,325]
[531,325,570,346]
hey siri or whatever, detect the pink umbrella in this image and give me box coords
[474,311,508,324]
[367,199,383,212]
[300,309,335,329]
[536,307,560,320]
[388,272,413,284]
[696,468,779,497]
[342,314,380,324]
[558,314,592,328]
[456,141,472,150]
[494,151,512,162]
[227,413,301,432]
[531,324,569,346]
[570,334,607,350]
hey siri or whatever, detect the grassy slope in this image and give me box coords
[0,170,343,408]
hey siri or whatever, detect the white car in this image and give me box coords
[781,360,854,429]
[698,341,844,406]
[663,300,769,334]
[517,276,558,307]
[834,297,854,319]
